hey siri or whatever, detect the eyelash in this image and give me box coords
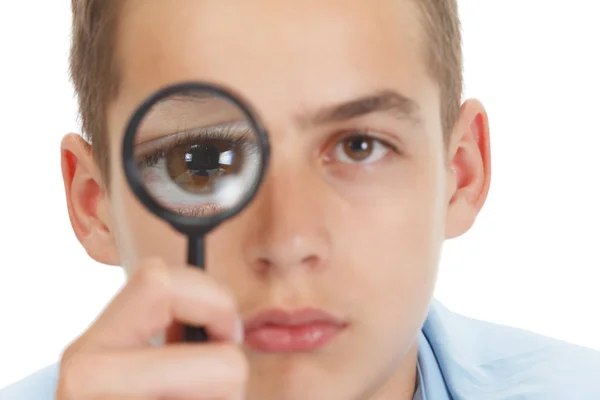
[332,130,399,151]
[138,127,255,168]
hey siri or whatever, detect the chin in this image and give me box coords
[246,353,357,400]
[247,377,356,400]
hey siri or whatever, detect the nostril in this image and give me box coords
[301,255,321,269]
[253,257,273,276]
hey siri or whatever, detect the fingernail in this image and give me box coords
[235,319,245,344]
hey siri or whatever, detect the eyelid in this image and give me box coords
[136,121,251,152]
[135,122,256,167]
[327,129,400,152]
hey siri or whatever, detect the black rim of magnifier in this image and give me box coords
[122,81,271,236]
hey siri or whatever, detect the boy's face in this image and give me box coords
[69,0,490,398]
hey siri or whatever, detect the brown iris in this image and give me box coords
[342,137,374,161]
[166,140,241,193]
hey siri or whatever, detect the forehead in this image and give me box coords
[113,0,434,132]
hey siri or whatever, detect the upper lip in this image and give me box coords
[244,308,346,332]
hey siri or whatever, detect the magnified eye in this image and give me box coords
[135,125,260,216]
[139,128,255,190]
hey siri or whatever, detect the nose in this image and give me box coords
[241,166,331,277]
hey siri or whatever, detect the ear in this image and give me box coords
[445,99,492,239]
[61,133,120,266]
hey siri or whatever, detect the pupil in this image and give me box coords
[186,144,220,175]
[185,145,221,175]
[345,137,372,160]
[350,140,368,152]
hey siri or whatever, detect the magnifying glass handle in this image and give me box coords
[184,236,210,342]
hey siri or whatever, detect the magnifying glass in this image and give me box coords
[122,82,270,342]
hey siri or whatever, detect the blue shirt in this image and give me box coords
[2,299,600,399]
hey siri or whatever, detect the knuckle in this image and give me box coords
[199,278,236,313]
[179,266,236,311]
[221,346,249,383]
[205,346,248,398]
[56,351,97,398]
[218,287,237,313]
[131,258,171,294]
[59,339,81,364]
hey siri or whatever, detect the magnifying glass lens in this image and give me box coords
[131,90,263,221]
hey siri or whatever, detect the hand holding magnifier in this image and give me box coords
[122,82,270,342]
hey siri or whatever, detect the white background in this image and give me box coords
[1,0,599,389]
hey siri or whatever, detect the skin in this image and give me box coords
[58,0,491,399]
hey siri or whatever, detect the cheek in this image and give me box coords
[109,173,188,273]
[342,160,444,265]
[336,202,441,301]
[334,157,445,319]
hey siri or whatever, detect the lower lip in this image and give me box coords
[244,322,344,353]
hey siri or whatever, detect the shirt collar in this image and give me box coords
[417,330,453,400]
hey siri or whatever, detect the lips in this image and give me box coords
[243,308,347,353]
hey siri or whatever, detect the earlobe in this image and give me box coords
[445,99,492,239]
[61,133,120,266]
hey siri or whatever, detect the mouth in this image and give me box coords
[243,308,348,353]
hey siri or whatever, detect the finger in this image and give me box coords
[83,258,242,348]
[58,344,247,400]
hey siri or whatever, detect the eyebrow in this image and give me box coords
[300,90,421,127]
[155,92,215,105]
[153,88,421,129]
